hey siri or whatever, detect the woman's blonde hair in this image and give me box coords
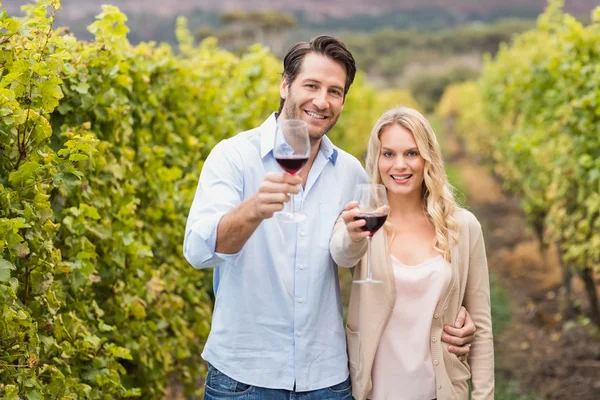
[365,106,459,262]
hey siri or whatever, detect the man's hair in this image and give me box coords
[278,35,356,113]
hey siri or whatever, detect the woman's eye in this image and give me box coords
[407,151,418,157]
[383,152,393,157]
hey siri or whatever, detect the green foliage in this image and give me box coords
[342,19,534,82]
[438,82,496,163]
[0,1,410,397]
[489,273,511,337]
[200,10,297,54]
[409,65,479,113]
[439,0,600,277]
[1,0,281,398]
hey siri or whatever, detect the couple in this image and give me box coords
[184,35,494,400]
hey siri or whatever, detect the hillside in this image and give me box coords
[6,0,598,20]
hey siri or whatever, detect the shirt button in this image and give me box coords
[432,337,437,342]
[297,331,302,337]
[298,264,305,270]
[434,313,439,319]
[300,231,306,237]
[433,360,439,365]
[298,298,304,303]
[437,384,442,389]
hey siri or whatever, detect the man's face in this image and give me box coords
[279,53,347,142]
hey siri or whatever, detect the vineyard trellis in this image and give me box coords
[439,0,600,325]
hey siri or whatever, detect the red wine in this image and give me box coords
[354,213,388,236]
[275,156,308,174]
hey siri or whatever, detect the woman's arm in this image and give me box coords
[329,202,369,268]
[464,227,495,400]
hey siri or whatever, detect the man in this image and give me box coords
[184,36,475,399]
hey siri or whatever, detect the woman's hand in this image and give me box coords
[340,201,371,243]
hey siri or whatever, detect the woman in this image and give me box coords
[330,107,494,399]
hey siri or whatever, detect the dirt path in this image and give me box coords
[443,126,600,399]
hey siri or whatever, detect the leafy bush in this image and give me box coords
[1,1,280,398]
[410,65,479,112]
[438,0,600,323]
[0,2,419,398]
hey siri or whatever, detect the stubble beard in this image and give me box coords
[282,99,339,142]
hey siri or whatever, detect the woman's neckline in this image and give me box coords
[390,254,442,268]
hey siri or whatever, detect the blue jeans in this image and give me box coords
[203,363,353,400]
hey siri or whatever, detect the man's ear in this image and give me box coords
[280,77,289,99]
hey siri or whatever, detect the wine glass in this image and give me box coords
[273,119,310,223]
[353,184,389,284]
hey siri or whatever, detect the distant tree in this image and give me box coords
[195,24,216,43]
[409,65,479,112]
[215,9,297,54]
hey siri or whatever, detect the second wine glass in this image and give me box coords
[353,184,389,284]
[273,119,310,223]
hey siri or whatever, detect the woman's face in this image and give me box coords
[378,124,426,198]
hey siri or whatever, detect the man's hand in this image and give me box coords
[252,172,302,220]
[215,172,302,254]
[442,306,476,361]
[340,201,370,243]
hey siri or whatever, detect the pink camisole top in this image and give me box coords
[368,254,451,400]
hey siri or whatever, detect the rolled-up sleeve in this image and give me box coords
[329,161,369,268]
[330,214,368,268]
[183,139,244,269]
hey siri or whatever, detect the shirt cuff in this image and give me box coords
[185,211,243,268]
[214,249,243,265]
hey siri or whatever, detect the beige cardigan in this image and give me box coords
[330,209,494,400]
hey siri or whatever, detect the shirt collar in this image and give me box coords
[318,134,339,165]
[260,112,339,166]
[260,112,279,159]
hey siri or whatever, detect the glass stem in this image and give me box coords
[367,236,373,281]
[290,188,295,214]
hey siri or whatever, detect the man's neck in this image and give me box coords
[309,137,322,164]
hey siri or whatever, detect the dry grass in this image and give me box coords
[492,240,563,291]
[454,159,504,204]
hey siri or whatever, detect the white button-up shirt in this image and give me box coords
[183,113,367,391]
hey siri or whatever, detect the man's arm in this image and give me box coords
[215,172,301,254]
[184,136,302,267]
[184,140,243,269]
[442,306,477,361]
